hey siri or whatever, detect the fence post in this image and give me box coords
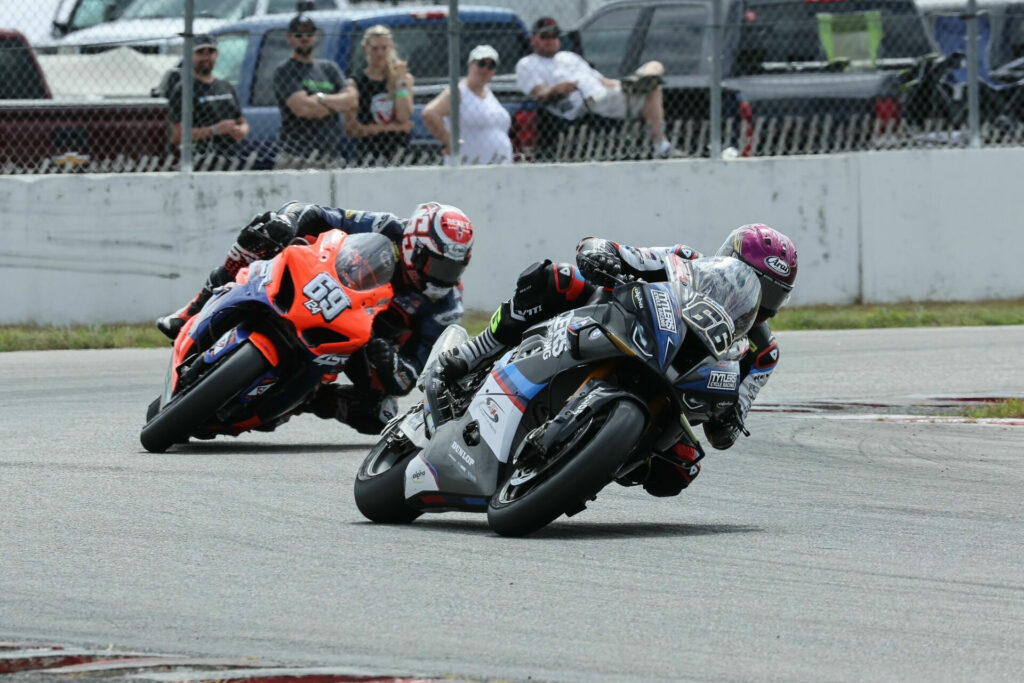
[448,0,461,166]
[180,0,195,173]
[709,0,723,159]
[965,0,981,148]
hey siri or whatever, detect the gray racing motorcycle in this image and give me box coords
[353,255,762,537]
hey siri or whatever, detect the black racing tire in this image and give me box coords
[354,430,422,524]
[140,343,270,453]
[487,400,645,537]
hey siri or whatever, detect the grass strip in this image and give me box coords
[963,398,1024,419]
[2,299,1023,352]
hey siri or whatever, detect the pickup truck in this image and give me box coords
[0,29,169,172]
[565,0,939,155]
[209,5,536,167]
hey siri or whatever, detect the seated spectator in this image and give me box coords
[168,34,249,168]
[515,16,680,159]
[422,44,513,166]
[345,25,415,165]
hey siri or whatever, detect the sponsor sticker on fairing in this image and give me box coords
[650,288,678,333]
[707,370,738,391]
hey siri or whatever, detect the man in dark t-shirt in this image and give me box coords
[168,34,249,166]
[273,14,358,168]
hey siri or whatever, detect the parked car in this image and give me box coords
[210,4,535,167]
[49,0,134,40]
[0,28,169,171]
[565,0,939,154]
[43,0,347,55]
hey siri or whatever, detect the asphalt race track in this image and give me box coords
[1,326,1022,682]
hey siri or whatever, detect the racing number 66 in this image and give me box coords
[683,300,732,355]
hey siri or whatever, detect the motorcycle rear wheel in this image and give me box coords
[488,399,644,537]
[354,430,422,524]
[139,343,270,453]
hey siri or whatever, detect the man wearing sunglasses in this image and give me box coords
[273,13,359,168]
[516,16,679,160]
[167,34,249,167]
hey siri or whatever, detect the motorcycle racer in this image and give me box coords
[440,224,797,497]
[157,200,475,434]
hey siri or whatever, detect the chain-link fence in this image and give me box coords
[1,0,1022,174]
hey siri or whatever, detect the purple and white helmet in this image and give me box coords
[716,224,797,323]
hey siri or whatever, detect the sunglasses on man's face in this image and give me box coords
[291,31,316,38]
[536,30,559,40]
[474,59,497,70]
[195,47,217,55]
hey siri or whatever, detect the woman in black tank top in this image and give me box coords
[346,25,414,165]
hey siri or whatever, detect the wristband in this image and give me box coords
[211,123,218,135]
[395,89,410,99]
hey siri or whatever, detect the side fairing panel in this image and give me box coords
[468,358,546,463]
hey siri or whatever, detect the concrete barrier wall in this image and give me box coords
[0,148,1017,325]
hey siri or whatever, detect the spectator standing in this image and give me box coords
[168,34,249,167]
[273,13,358,168]
[346,25,414,164]
[515,16,679,159]
[422,44,513,166]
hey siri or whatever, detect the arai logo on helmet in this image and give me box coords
[764,255,791,277]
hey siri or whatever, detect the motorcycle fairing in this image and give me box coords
[468,358,547,462]
[402,418,500,509]
[675,359,742,395]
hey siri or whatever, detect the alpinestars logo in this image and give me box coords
[650,289,677,333]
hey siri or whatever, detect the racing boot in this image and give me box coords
[643,442,702,497]
[438,327,508,384]
[303,383,397,435]
[155,266,229,340]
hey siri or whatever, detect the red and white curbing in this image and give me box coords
[0,644,439,682]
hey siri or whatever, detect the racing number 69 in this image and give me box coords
[302,272,350,322]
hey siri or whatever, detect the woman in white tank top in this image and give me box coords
[422,44,513,166]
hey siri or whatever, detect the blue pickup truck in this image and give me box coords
[209,5,534,168]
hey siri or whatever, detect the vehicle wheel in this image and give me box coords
[487,399,644,537]
[139,343,269,453]
[354,430,422,524]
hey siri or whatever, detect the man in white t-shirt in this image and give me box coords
[515,16,678,158]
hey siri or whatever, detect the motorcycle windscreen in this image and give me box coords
[334,232,396,291]
[675,257,762,358]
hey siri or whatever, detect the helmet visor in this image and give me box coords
[758,273,793,313]
[419,252,466,287]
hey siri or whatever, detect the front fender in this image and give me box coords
[534,379,648,454]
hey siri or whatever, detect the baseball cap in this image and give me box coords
[468,44,499,65]
[532,17,560,35]
[288,14,317,33]
[193,34,217,51]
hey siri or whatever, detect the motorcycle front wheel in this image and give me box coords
[487,399,645,537]
[139,342,270,453]
[353,428,422,524]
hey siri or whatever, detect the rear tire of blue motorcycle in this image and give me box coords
[354,435,422,524]
[139,343,270,453]
[487,399,645,537]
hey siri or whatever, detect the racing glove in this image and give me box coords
[366,337,418,396]
[225,211,296,277]
[576,238,623,287]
